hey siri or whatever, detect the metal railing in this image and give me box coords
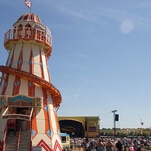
[2,127,7,151]
[17,129,21,151]
[2,107,34,121]
[4,27,52,47]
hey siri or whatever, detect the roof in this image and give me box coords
[14,13,42,24]
[60,133,70,137]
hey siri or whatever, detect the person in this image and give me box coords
[77,138,82,149]
[115,139,123,151]
[7,120,16,136]
[84,138,90,151]
[106,139,114,151]
[129,142,134,151]
[96,139,105,151]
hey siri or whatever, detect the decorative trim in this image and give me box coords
[37,139,52,151]
[37,139,62,151]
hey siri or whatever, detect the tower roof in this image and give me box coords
[15,13,42,24]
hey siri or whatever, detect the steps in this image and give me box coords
[5,131,31,151]
[5,132,18,151]
[18,131,31,151]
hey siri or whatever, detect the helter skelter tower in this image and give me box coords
[0,12,62,151]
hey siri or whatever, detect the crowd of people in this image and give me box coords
[70,136,151,151]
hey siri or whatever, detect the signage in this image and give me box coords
[0,95,43,107]
[9,95,34,102]
[89,126,96,132]
[35,97,43,108]
[9,100,33,106]
[0,95,8,106]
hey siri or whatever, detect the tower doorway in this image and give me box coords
[16,107,28,131]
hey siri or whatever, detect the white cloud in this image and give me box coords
[120,19,135,34]
[57,5,97,22]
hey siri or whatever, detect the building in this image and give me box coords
[0,12,62,151]
[58,116,100,138]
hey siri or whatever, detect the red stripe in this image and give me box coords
[40,50,44,79]
[42,88,47,106]
[53,140,62,151]
[28,50,35,96]
[12,76,21,95]
[28,81,35,97]
[29,50,34,74]
[1,74,9,95]
[17,50,23,70]
[37,139,52,151]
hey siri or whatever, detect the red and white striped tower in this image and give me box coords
[0,13,62,151]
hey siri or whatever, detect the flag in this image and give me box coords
[140,119,144,126]
[25,0,31,8]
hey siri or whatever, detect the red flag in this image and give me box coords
[25,0,31,8]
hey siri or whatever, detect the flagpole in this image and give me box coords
[30,2,32,13]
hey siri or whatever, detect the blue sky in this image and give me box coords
[0,0,151,129]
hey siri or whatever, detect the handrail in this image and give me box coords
[2,127,7,151]
[2,107,9,117]
[29,107,33,119]
[30,133,32,151]
[17,128,21,151]
[4,27,52,46]
[2,113,31,120]
[2,106,33,121]
[30,113,33,151]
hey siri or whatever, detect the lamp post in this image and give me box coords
[112,110,117,136]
